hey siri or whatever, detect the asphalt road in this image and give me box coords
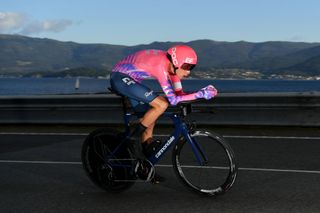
[0,127,320,213]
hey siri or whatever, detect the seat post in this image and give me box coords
[108,87,137,135]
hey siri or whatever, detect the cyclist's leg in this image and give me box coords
[110,72,162,158]
[129,96,168,155]
[110,72,168,133]
[140,96,168,127]
[110,72,158,110]
[142,122,155,142]
[140,96,168,143]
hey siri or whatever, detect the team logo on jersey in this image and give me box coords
[122,77,135,85]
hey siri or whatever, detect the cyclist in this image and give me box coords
[110,45,218,182]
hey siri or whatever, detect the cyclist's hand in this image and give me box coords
[196,85,218,100]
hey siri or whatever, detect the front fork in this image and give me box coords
[183,124,208,166]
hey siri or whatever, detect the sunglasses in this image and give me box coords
[180,63,196,71]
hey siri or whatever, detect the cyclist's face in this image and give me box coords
[176,68,190,79]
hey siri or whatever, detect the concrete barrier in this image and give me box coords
[0,92,319,127]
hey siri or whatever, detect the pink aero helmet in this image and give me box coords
[167,45,197,70]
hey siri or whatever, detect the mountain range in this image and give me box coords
[1,34,320,78]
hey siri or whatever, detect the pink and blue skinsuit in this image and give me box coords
[110,49,202,112]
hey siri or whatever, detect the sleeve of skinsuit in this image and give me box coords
[158,69,201,105]
[169,74,185,95]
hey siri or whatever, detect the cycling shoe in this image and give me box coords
[142,138,162,157]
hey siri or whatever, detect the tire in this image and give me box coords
[81,128,135,192]
[172,130,237,196]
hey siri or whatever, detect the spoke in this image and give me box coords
[92,136,106,161]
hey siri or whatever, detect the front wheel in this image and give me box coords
[172,131,238,196]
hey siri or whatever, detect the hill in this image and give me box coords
[0,34,320,79]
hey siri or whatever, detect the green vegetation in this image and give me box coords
[0,34,320,79]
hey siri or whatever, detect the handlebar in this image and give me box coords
[177,102,193,117]
[175,99,205,117]
[175,98,216,117]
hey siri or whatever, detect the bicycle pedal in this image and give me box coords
[134,160,155,182]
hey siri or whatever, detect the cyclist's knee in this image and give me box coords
[150,96,168,113]
[159,99,169,112]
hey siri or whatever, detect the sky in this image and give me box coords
[1,0,320,46]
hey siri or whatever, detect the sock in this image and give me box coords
[130,123,147,141]
[128,123,147,160]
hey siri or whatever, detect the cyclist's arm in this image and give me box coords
[169,74,186,95]
[159,76,200,105]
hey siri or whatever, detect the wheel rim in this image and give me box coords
[174,131,237,195]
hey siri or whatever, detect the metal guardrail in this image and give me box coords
[0,92,319,127]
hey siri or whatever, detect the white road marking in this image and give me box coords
[224,135,320,140]
[238,167,320,174]
[0,132,319,140]
[0,160,81,165]
[0,160,320,175]
[0,132,88,136]
[156,164,320,174]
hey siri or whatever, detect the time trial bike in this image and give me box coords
[81,90,238,196]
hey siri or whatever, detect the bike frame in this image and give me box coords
[147,111,202,165]
[116,107,207,166]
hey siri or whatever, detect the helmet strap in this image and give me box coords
[168,62,178,75]
[167,53,178,75]
[173,67,178,75]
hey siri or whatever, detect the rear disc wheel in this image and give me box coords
[81,128,135,192]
